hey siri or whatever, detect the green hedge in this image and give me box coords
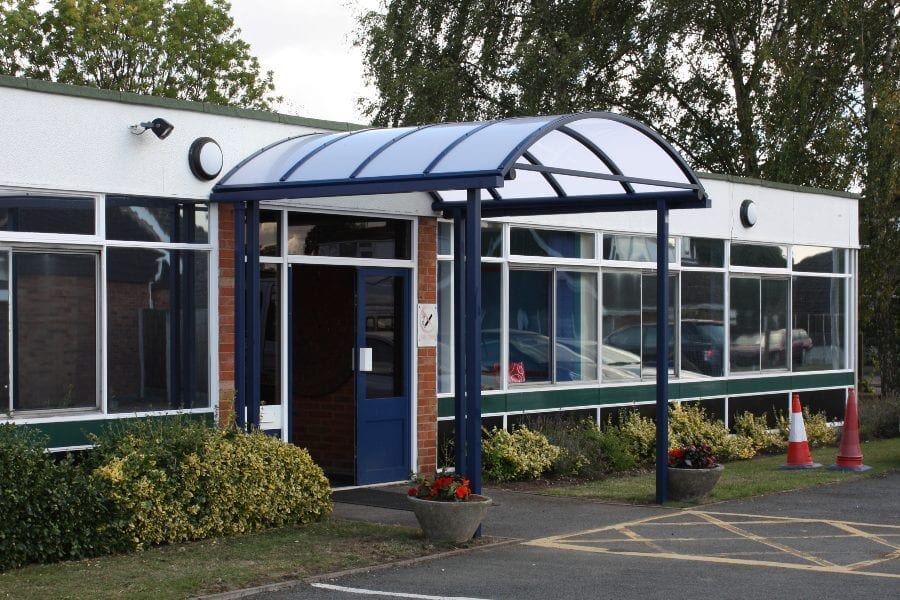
[0,418,332,570]
[0,425,127,571]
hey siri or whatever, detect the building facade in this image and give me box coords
[0,78,858,486]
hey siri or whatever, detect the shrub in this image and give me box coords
[776,408,838,448]
[733,411,786,453]
[0,425,127,571]
[535,418,637,478]
[669,403,755,461]
[481,426,561,482]
[858,393,900,440]
[92,418,332,548]
[615,410,657,465]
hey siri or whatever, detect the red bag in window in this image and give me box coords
[508,361,526,383]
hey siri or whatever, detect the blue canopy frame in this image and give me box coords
[210,111,710,504]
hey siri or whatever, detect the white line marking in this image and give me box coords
[310,582,493,599]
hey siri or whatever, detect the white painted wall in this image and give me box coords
[1,83,858,243]
[499,176,858,249]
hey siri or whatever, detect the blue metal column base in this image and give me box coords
[452,209,467,475]
[655,199,670,503]
[464,189,482,496]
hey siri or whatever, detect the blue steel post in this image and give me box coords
[247,202,262,430]
[452,210,467,474]
[464,189,482,496]
[234,203,247,429]
[655,199,670,503]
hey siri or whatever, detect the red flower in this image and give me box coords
[455,485,470,499]
[408,487,419,497]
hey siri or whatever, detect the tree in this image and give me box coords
[0,0,279,110]
[357,0,899,392]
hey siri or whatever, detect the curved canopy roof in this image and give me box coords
[211,112,708,216]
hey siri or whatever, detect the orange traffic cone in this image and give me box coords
[829,388,871,472]
[780,393,822,469]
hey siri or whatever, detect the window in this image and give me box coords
[260,264,281,405]
[681,272,725,377]
[793,276,844,370]
[510,227,594,259]
[730,277,789,372]
[106,196,208,243]
[480,264,503,390]
[793,246,845,273]
[11,252,98,411]
[287,212,411,259]
[731,243,787,268]
[681,238,724,268]
[602,271,676,381]
[107,248,209,412]
[260,210,281,257]
[0,195,95,235]
[508,269,598,384]
[603,234,675,262]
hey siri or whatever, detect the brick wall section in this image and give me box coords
[218,202,236,426]
[417,218,438,474]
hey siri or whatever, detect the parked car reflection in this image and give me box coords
[603,320,724,377]
[730,328,812,368]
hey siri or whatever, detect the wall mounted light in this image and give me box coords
[129,117,174,139]
[188,137,224,180]
[740,199,758,227]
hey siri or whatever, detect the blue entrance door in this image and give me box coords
[355,268,411,485]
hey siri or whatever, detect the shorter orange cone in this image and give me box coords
[829,388,871,472]
[780,393,822,470]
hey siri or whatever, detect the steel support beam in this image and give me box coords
[234,203,247,429]
[464,189,483,496]
[452,209,467,474]
[246,202,262,430]
[655,199,670,504]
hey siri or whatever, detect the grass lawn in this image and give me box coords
[0,518,453,600]
[541,437,900,505]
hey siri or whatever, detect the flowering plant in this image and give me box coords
[408,473,472,502]
[668,443,719,469]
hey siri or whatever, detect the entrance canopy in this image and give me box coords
[212,111,710,505]
[210,112,708,214]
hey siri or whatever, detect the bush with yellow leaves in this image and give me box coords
[91,417,331,549]
[481,426,561,482]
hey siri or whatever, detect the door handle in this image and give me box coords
[354,347,373,372]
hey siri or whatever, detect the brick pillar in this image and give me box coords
[218,202,236,426]
[416,217,438,474]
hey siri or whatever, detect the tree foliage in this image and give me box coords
[0,0,279,110]
[358,0,899,392]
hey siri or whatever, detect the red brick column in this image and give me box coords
[217,202,236,426]
[416,218,438,474]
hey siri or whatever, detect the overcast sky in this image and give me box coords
[228,0,381,125]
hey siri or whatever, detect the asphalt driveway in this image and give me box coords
[243,472,900,600]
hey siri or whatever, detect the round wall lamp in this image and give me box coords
[740,199,758,228]
[188,137,223,181]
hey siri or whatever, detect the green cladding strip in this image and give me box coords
[18,412,215,450]
[437,372,855,418]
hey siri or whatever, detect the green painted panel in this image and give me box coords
[437,371,854,418]
[20,413,215,449]
[678,380,728,399]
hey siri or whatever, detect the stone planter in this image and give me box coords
[408,494,492,542]
[667,465,724,502]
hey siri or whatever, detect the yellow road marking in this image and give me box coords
[694,511,836,567]
[523,510,900,579]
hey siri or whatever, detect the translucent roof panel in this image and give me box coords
[355,123,485,178]
[212,111,706,210]
[565,119,691,185]
[427,116,557,174]
[286,126,417,181]
[222,133,336,186]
